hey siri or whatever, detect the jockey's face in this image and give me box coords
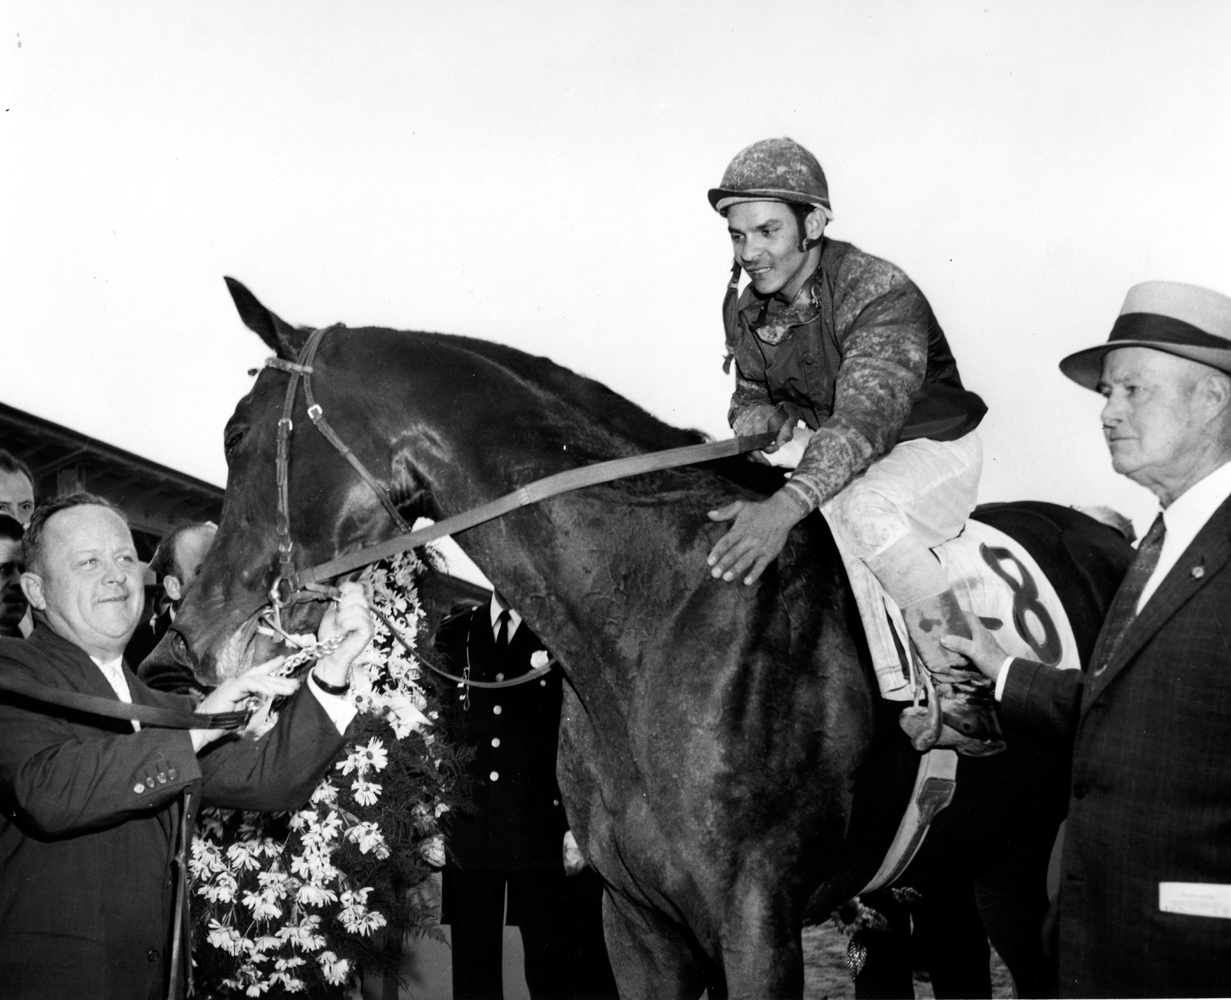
[22,505,144,660]
[726,201,824,300]
[1099,347,1225,504]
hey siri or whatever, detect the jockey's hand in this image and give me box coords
[940,612,1011,683]
[191,656,296,751]
[761,406,795,454]
[706,491,806,586]
[313,581,376,689]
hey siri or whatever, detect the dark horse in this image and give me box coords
[167,280,1130,999]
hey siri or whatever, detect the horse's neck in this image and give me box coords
[451,484,710,680]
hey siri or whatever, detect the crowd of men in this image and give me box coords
[3,135,1231,998]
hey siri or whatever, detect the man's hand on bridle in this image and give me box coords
[313,581,376,688]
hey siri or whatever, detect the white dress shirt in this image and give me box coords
[489,596,522,642]
[92,655,138,731]
[1135,459,1231,612]
[995,459,1231,700]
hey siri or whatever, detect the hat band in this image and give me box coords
[1110,312,1230,350]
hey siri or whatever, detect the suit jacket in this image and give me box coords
[435,604,568,877]
[1002,494,1231,998]
[0,626,350,1000]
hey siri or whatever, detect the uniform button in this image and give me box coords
[489,771,500,782]
[157,773,168,785]
[134,783,145,794]
[491,738,501,748]
[168,768,177,781]
[1072,783,1087,799]
[147,948,159,962]
[495,673,505,681]
[492,705,502,715]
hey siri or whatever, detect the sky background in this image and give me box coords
[4,1,1230,583]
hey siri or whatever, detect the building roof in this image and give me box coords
[0,400,224,556]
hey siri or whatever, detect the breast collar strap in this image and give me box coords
[265,325,413,607]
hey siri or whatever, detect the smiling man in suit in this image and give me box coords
[0,493,372,1000]
[946,281,1231,997]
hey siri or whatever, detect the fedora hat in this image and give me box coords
[1060,281,1231,390]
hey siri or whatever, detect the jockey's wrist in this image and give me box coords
[775,484,813,521]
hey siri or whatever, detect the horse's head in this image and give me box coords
[156,276,720,687]
[169,279,441,686]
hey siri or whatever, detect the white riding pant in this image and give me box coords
[795,430,983,607]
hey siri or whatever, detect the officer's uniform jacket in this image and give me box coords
[435,603,568,873]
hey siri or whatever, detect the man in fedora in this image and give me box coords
[945,281,1231,997]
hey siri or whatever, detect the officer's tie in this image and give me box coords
[493,609,510,656]
[1096,513,1166,672]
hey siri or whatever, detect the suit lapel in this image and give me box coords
[1085,498,1231,708]
[29,628,131,711]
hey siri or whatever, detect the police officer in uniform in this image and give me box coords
[437,592,617,1000]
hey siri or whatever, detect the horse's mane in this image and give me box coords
[411,331,787,498]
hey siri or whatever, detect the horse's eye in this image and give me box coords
[224,427,246,456]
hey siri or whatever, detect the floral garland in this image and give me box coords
[189,552,467,997]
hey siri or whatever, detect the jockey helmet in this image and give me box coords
[708,137,833,220]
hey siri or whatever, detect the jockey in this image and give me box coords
[704,136,1002,756]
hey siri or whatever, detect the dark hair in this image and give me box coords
[149,522,214,584]
[0,513,23,543]
[0,450,34,492]
[23,493,127,574]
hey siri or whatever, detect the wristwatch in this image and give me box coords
[311,669,350,696]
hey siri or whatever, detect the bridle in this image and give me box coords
[265,323,412,610]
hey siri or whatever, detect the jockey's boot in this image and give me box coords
[898,590,1006,758]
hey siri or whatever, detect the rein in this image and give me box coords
[264,325,778,600]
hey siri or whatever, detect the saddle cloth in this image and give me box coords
[822,512,1081,701]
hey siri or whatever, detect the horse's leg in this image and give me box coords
[718,879,804,1000]
[603,888,708,1000]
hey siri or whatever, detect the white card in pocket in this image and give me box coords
[1159,882,1231,919]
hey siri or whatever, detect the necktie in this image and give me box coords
[1097,513,1166,669]
[493,609,510,656]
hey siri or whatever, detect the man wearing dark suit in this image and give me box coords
[946,281,1231,997]
[437,593,616,1000]
[0,493,373,1000]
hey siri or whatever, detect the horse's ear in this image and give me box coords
[223,277,311,360]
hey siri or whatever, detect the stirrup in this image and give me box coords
[899,663,1006,757]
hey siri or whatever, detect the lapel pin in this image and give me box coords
[1192,565,1205,580]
